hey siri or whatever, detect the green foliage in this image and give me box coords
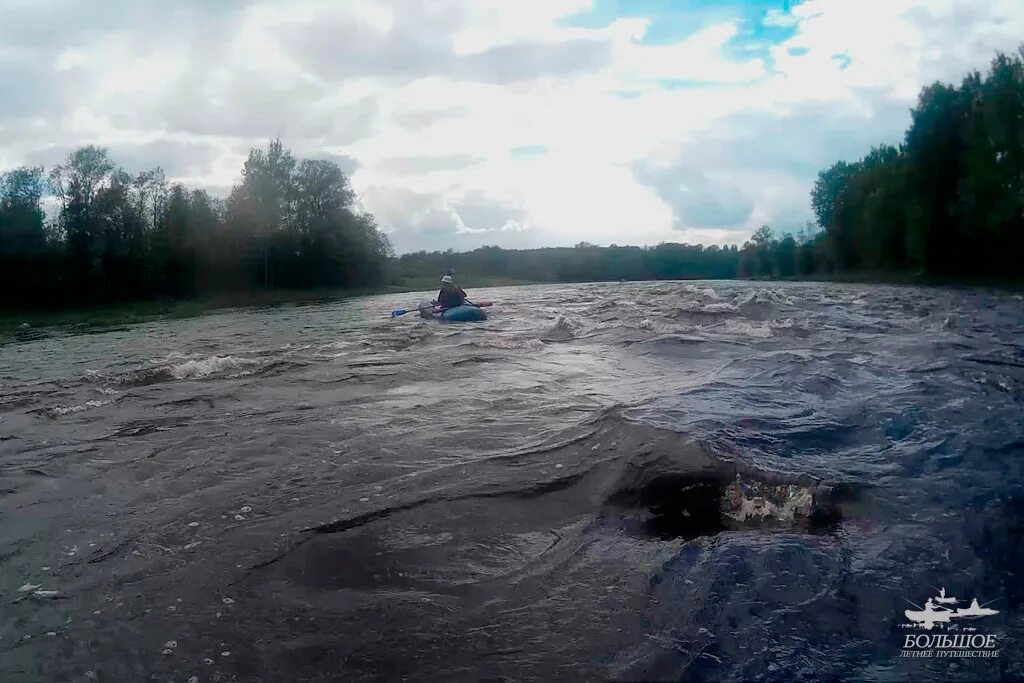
[2,140,393,310]
[808,46,1024,280]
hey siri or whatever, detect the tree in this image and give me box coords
[226,139,297,288]
[2,141,394,311]
[48,147,121,297]
[294,159,355,225]
[805,45,1024,280]
[0,167,49,303]
[776,234,797,278]
[0,166,47,253]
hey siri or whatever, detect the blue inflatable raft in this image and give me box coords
[419,301,488,322]
[441,305,487,321]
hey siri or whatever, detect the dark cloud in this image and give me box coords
[308,152,360,175]
[457,40,611,83]
[278,7,611,85]
[0,0,295,154]
[712,94,912,172]
[453,192,525,231]
[361,185,460,236]
[634,161,754,229]
[0,55,71,120]
[0,0,246,51]
[108,140,221,177]
[634,90,916,231]
[134,76,364,141]
[387,222,544,254]
[21,139,221,179]
[361,185,535,253]
[376,154,483,175]
[21,146,73,170]
[904,2,1022,84]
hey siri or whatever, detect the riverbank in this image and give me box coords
[0,276,539,337]
[0,289,381,337]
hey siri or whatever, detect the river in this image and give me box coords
[1,281,1022,681]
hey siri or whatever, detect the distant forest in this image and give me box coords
[1,141,392,309]
[802,46,1024,280]
[397,242,742,284]
[2,48,1022,311]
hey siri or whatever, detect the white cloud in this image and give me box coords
[0,0,1022,251]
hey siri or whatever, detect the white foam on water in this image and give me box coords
[151,351,191,364]
[52,404,87,415]
[543,315,583,341]
[636,318,692,335]
[480,336,546,351]
[715,320,773,338]
[677,300,737,315]
[723,478,814,522]
[735,288,794,307]
[168,355,257,380]
[681,284,720,299]
[772,317,795,329]
[50,398,112,416]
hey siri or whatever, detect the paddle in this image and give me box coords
[390,300,492,318]
[390,302,434,318]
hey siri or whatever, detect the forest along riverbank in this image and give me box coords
[0,281,1021,681]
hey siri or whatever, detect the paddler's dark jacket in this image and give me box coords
[436,287,467,309]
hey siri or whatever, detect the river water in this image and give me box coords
[1,281,1022,682]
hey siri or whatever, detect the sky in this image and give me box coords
[0,1,1022,253]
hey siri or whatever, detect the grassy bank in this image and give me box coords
[0,275,542,337]
[0,300,207,336]
[0,288,389,337]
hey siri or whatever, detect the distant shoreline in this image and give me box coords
[4,273,1020,338]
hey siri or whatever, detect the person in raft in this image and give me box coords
[435,274,468,309]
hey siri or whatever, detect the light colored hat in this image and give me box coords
[440,275,454,284]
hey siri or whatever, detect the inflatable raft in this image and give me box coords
[419,301,488,322]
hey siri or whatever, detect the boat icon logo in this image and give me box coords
[903,587,999,630]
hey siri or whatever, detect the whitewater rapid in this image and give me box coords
[1,281,1022,681]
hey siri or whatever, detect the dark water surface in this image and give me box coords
[1,281,1022,681]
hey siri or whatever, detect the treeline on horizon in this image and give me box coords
[397,241,742,284]
[1,140,392,310]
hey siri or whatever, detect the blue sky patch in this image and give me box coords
[832,51,852,70]
[510,145,549,158]
[561,0,804,76]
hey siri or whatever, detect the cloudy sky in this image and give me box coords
[1,0,1022,253]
